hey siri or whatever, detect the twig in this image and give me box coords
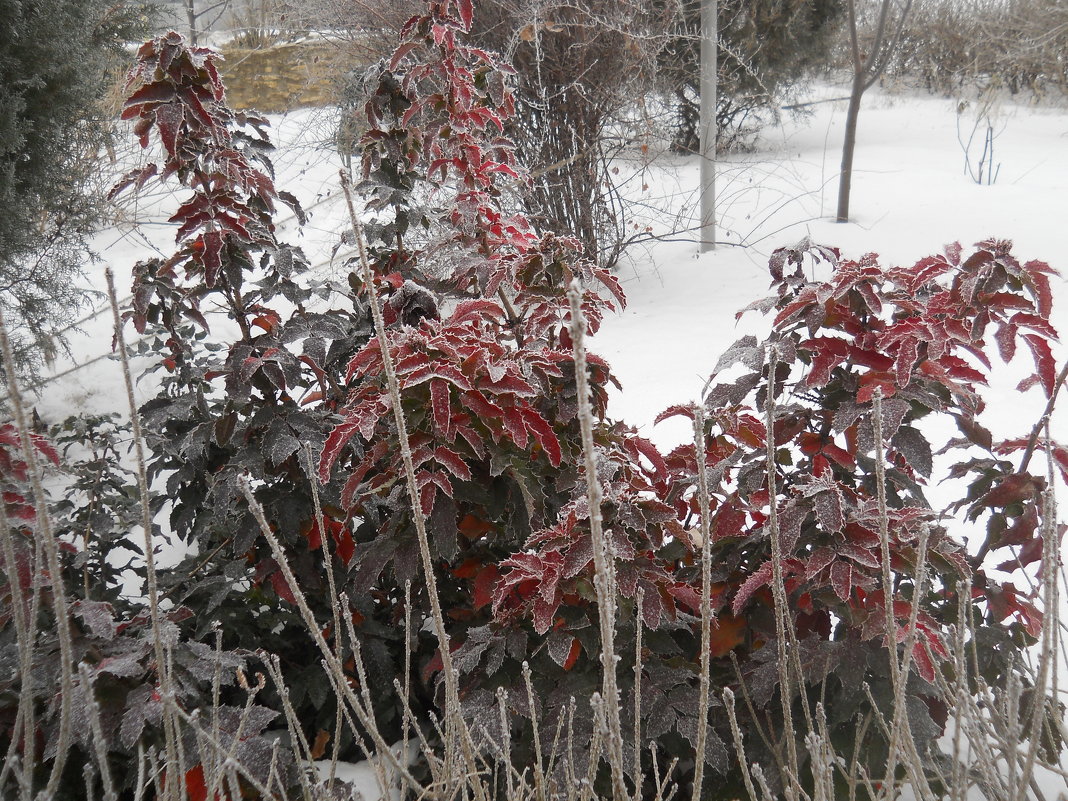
[338,169,485,800]
[0,500,35,800]
[691,405,714,801]
[0,305,76,800]
[238,478,422,792]
[762,345,801,798]
[105,268,183,801]
[567,278,628,801]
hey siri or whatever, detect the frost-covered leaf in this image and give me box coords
[73,600,117,641]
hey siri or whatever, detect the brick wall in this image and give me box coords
[217,40,346,114]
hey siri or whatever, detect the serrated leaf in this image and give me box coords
[732,561,774,615]
[830,560,853,602]
[546,628,575,668]
[892,426,933,478]
[266,420,300,466]
[430,378,450,436]
[812,486,844,533]
[73,600,117,640]
[429,492,458,561]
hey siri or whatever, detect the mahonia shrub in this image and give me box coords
[0,420,290,800]
[5,3,1064,799]
[321,2,1066,797]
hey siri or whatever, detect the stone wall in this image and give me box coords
[217,40,348,114]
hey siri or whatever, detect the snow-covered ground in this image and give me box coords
[32,81,1068,799]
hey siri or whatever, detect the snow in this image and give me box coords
[30,81,1068,798]
[312,739,416,801]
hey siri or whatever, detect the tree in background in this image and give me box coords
[836,0,912,222]
[659,0,844,153]
[0,0,152,375]
[468,0,674,269]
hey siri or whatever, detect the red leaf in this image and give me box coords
[334,527,355,566]
[562,637,581,670]
[709,613,748,657]
[459,514,494,542]
[155,102,184,158]
[830,560,853,602]
[805,547,836,579]
[982,473,1039,508]
[201,230,224,286]
[457,0,474,30]
[31,433,59,466]
[501,406,529,448]
[655,404,695,425]
[389,41,420,70]
[472,564,500,610]
[1021,333,1057,397]
[823,441,856,470]
[629,435,668,477]
[420,481,437,517]
[451,299,503,325]
[461,390,504,419]
[482,373,536,397]
[802,337,849,387]
[270,570,296,604]
[533,597,558,635]
[434,446,472,481]
[122,80,176,111]
[319,420,360,482]
[732,561,774,616]
[894,337,919,388]
[521,407,562,466]
[184,765,209,801]
[1022,259,1055,318]
[453,558,481,578]
[430,379,451,436]
[911,641,936,683]
[857,371,897,404]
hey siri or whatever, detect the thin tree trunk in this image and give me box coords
[186,0,198,46]
[699,0,717,251]
[836,74,864,223]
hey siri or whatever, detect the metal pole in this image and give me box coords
[699,0,717,252]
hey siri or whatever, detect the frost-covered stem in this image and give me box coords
[301,443,347,788]
[401,580,413,801]
[304,441,346,790]
[239,479,421,792]
[633,587,645,801]
[348,639,395,801]
[523,661,548,801]
[105,268,183,801]
[872,397,933,801]
[949,581,969,801]
[0,306,75,800]
[303,444,343,657]
[567,279,627,801]
[723,688,761,801]
[338,173,480,792]
[79,663,117,801]
[762,346,800,797]
[872,389,903,797]
[169,706,279,799]
[208,626,224,801]
[0,500,34,801]
[497,688,514,801]
[1014,444,1059,801]
[691,406,714,801]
